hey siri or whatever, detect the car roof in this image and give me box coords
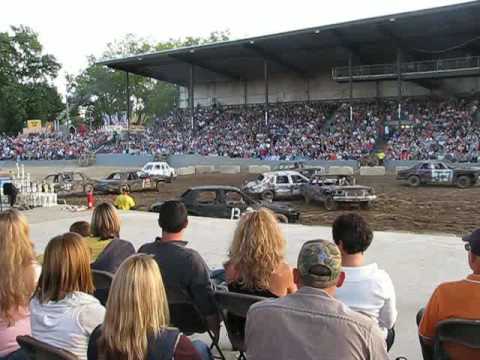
[263,170,305,177]
[189,185,241,191]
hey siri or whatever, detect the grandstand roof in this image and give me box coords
[100,1,480,86]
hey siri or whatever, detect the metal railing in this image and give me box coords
[333,56,480,80]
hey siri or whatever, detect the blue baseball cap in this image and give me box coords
[463,229,480,256]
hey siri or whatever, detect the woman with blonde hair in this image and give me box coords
[0,210,37,360]
[226,208,296,297]
[87,202,134,273]
[30,233,105,360]
[88,254,210,360]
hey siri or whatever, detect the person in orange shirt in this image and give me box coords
[418,228,480,360]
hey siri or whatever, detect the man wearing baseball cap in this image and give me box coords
[245,239,388,360]
[418,229,480,359]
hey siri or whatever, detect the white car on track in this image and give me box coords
[141,162,176,182]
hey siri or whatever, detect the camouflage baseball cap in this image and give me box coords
[297,240,342,287]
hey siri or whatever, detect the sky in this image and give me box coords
[1,0,469,92]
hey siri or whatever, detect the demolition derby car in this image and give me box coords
[150,186,300,223]
[95,171,165,194]
[242,171,310,201]
[397,161,480,188]
[43,171,95,194]
[302,174,377,210]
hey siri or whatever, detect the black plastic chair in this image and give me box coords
[91,269,114,306]
[213,290,266,360]
[433,318,480,359]
[16,336,79,360]
[168,300,225,360]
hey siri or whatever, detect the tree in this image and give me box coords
[70,30,230,128]
[0,26,64,133]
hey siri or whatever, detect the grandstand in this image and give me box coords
[101,1,480,114]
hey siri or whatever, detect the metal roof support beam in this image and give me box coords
[245,43,307,78]
[330,29,367,64]
[397,48,403,101]
[349,52,353,101]
[264,59,270,128]
[189,65,195,131]
[126,72,131,146]
[169,53,243,81]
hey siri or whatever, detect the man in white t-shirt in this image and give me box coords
[333,213,397,349]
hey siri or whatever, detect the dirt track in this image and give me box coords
[62,173,480,236]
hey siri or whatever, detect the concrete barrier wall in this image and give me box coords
[195,165,215,175]
[360,166,386,176]
[327,166,354,176]
[217,165,241,174]
[248,165,271,174]
[176,166,196,176]
[167,154,359,171]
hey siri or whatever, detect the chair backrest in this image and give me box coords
[214,290,266,318]
[91,269,114,306]
[434,318,480,358]
[168,300,208,335]
[17,335,79,360]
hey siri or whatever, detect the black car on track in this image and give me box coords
[150,185,300,223]
[397,161,480,188]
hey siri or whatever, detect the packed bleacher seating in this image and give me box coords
[1,96,479,163]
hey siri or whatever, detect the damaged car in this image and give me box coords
[95,171,163,194]
[243,171,310,201]
[302,175,377,210]
[150,186,300,223]
[43,171,95,194]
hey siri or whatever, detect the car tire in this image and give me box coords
[304,194,311,204]
[360,202,372,210]
[456,175,471,189]
[275,214,289,224]
[262,191,274,202]
[324,197,338,211]
[167,174,174,183]
[156,181,163,191]
[408,175,421,187]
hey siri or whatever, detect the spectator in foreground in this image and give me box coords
[30,233,105,360]
[225,208,296,297]
[245,239,388,360]
[418,228,480,359]
[138,201,220,339]
[114,187,136,211]
[87,203,135,273]
[69,221,91,237]
[88,254,210,360]
[333,213,397,346]
[0,210,38,360]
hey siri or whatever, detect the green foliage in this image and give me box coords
[70,30,230,127]
[0,26,64,133]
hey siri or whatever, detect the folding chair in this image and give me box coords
[213,290,266,360]
[16,336,78,360]
[91,269,114,306]
[433,318,480,360]
[168,300,225,360]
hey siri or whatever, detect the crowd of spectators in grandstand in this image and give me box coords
[2,200,479,359]
[1,97,479,162]
[385,98,480,162]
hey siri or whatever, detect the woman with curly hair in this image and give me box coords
[225,208,296,297]
[0,210,38,360]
